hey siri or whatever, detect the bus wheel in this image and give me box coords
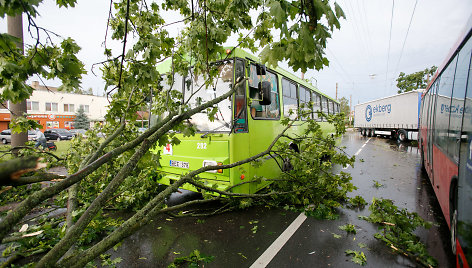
[397,129,407,142]
[282,143,299,172]
[451,209,458,255]
[282,158,293,171]
[420,148,426,174]
[450,182,458,255]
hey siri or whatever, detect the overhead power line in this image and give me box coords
[385,0,395,91]
[327,47,354,83]
[393,0,418,78]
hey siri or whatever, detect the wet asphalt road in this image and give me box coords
[111,130,455,268]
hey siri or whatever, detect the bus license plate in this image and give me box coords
[170,160,189,169]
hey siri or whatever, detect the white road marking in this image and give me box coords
[250,213,307,268]
[343,137,371,169]
[250,137,372,267]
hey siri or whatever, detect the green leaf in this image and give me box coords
[345,250,367,266]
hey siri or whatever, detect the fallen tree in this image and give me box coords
[0,0,348,266]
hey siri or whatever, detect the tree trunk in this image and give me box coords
[7,14,27,156]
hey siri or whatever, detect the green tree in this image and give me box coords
[339,96,350,116]
[0,0,347,266]
[72,87,93,95]
[396,66,437,94]
[74,106,90,130]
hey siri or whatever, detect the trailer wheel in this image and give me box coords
[367,129,373,137]
[361,129,366,136]
[397,129,407,142]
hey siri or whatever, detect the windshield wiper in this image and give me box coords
[200,122,230,138]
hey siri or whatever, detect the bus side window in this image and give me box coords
[448,37,472,162]
[299,86,311,120]
[282,78,298,120]
[434,55,458,152]
[249,67,280,120]
[312,93,321,121]
[321,96,329,121]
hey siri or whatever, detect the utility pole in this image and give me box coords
[349,95,352,109]
[335,82,338,100]
[349,94,353,126]
[8,14,28,154]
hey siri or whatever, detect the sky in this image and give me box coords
[1,0,471,109]
[309,0,472,106]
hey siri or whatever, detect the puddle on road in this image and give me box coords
[343,132,455,267]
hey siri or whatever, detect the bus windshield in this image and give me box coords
[183,60,233,132]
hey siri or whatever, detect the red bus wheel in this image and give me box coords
[451,208,457,255]
[450,182,458,255]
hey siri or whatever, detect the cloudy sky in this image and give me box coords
[309,0,472,106]
[1,0,471,109]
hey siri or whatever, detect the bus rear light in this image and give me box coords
[203,160,217,173]
[217,162,223,173]
[240,174,245,180]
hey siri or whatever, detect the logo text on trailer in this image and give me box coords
[365,105,372,122]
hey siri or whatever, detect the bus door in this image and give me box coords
[427,82,438,181]
[456,37,472,267]
[247,62,282,193]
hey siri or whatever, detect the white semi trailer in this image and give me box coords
[354,90,423,141]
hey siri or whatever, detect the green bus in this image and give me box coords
[152,48,340,194]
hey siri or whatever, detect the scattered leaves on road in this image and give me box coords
[345,250,367,266]
[338,223,357,234]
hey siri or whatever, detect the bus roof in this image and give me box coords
[157,47,339,104]
[227,48,339,104]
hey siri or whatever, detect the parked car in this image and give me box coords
[69,129,88,138]
[0,129,11,144]
[28,130,36,141]
[44,128,74,141]
[0,129,37,144]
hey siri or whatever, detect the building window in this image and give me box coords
[27,100,39,111]
[46,102,58,112]
[46,121,59,128]
[80,104,89,113]
[65,121,74,129]
[64,104,75,112]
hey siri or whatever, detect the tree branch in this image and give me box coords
[37,77,246,267]
[7,172,65,186]
[0,157,46,186]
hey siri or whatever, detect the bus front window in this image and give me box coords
[184,61,233,132]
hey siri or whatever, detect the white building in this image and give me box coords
[0,81,109,131]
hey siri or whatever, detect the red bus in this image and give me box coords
[419,17,472,268]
